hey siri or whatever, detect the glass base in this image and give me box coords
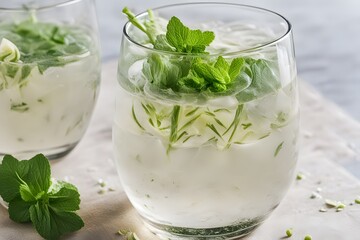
[0,142,78,161]
[143,216,265,240]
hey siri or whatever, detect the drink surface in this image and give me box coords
[115,20,298,230]
[0,20,100,156]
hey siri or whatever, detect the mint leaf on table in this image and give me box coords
[8,196,33,223]
[0,155,29,202]
[30,202,84,240]
[25,154,51,197]
[0,154,84,240]
[48,181,81,212]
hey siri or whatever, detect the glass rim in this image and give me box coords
[123,2,292,57]
[0,0,84,12]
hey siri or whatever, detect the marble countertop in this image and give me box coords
[95,0,360,121]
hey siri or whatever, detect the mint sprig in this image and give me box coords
[180,56,245,92]
[122,8,282,151]
[123,8,280,100]
[0,18,89,82]
[0,154,84,240]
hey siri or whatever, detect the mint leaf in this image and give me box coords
[19,182,37,202]
[182,57,243,93]
[50,27,67,44]
[153,34,175,51]
[175,57,248,93]
[20,65,32,81]
[142,54,182,91]
[30,202,84,240]
[123,7,280,100]
[26,154,51,196]
[166,16,215,53]
[64,43,86,55]
[193,59,230,85]
[37,59,66,74]
[122,8,215,53]
[6,64,19,78]
[0,155,29,202]
[11,102,29,112]
[48,181,81,212]
[214,56,230,71]
[235,59,280,103]
[179,70,206,92]
[228,58,245,81]
[0,154,84,240]
[0,20,90,77]
[8,196,32,223]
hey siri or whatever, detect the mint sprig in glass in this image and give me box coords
[0,0,101,160]
[115,3,299,239]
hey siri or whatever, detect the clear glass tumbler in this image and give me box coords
[0,0,101,160]
[114,3,298,239]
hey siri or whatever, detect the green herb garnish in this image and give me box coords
[132,103,145,131]
[168,105,181,153]
[274,141,284,157]
[0,154,84,240]
[296,173,304,180]
[0,16,90,85]
[286,228,293,237]
[337,203,346,209]
[304,235,312,240]
[123,7,280,98]
[164,16,215,53]
[11,102,29,112]
[225,104,243,146]
[122,7,283,151]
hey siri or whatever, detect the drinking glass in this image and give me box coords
[0,0,101,160]
[114,3,298,239]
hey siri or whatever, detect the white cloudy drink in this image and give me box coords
[0,19,100,159]
[114,80,298,233]
[0,54,99,155]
